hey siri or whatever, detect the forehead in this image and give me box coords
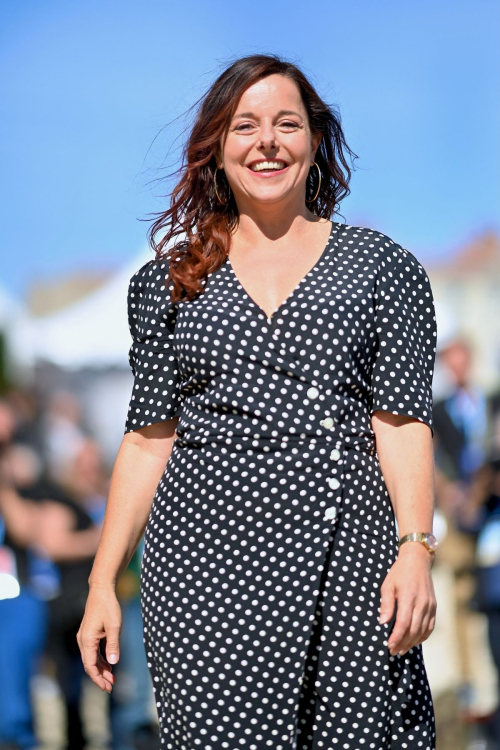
[234,74,304,115]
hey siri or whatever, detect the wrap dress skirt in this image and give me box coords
[124,222,438,749]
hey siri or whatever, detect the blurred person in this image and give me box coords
[42,438,106,750]
[469,389,500,746]
[470,457,500,747]
[432,338,495,727]
[0,440,63,750]
[0,440,102,750]
[0,516,48,750]
[0,400,53,750]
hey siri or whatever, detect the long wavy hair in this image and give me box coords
[144,53,358,304]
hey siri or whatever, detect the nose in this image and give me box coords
[259,118,277,151]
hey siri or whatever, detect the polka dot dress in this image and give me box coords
[124,222,437,749]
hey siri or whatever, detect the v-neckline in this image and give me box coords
[227,221,337,323]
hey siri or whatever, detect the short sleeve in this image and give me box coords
[124,259,184,433]
[370,244,437,436]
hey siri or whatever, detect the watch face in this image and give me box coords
[426,534,439,551]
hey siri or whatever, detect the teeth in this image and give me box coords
[250,161,287,172]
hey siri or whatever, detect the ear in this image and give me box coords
[311,131,322,160]
[213,146,222,170]
[215,136,226,170]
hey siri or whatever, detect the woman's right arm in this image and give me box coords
[77,417,178,693]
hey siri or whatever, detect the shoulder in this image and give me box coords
[340,225,425,273]
[128,257,172,293]
[127,257,175,335]
[339,224,433,296]
[127,257,174,308]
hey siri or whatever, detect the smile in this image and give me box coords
[247,160,289,175]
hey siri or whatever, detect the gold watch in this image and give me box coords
[398,532,438,554]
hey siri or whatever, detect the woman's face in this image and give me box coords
[219,74,321,212]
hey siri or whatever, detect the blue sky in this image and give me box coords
[1,0,499,297]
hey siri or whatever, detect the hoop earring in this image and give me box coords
[214,167,230,206]
[305,162,321,203]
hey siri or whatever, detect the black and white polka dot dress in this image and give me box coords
[124,222,437,750]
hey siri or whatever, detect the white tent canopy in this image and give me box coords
[29,245,155,370]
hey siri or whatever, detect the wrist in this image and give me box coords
[397,541,436,565]
[398,540,433,554]
[88,578,117,591]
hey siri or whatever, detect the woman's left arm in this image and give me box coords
[372,409,437,657]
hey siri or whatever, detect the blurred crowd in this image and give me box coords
[430,336,500,749]
[0,334,500,749]
[0,390,158,750]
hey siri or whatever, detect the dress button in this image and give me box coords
[330,448,341,461]
[324,506,337,521]
[320,417,334,429]
[307,386,319,400]
[328,477,340,490]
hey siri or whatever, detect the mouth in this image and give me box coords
[247,159,289,175]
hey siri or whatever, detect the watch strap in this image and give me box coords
[398,532,436,551]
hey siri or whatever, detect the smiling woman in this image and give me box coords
[78,53,438,750]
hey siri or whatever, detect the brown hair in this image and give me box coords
[144,53,358,304]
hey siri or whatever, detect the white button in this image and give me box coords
[328,477,341,490]
[324,506,337,521]
[321,417,334,429]
[330,448,341,461]
[307,386,319,400]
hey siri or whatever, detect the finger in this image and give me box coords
[97,651,115,670]
[97,648,116,686]
[97,654,116,685]
[387,599,414,655]
[104,627,121,665]
[400,599,429,653]
[397,605,427,655]
[379,582,395,625]
[405,598,437,652]
[416,613,436,647]
[97,650,112,670]
[81,637,110,692]
[427,614,436,636]
[83,659,112,691]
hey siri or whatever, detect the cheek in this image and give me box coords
[223,135,249,163]
[287,131,314,157]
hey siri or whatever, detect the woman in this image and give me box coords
[78,53,439,749]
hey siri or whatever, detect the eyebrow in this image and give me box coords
[232,109,303,121]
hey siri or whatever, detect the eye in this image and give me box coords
[234,120,300,132]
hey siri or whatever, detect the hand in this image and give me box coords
[77,584,122,693]
[379,543,437,657]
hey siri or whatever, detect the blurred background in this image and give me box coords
[0,1,499,748]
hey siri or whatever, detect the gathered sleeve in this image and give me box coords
[124,259,184,433]
[369,243,437,436]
